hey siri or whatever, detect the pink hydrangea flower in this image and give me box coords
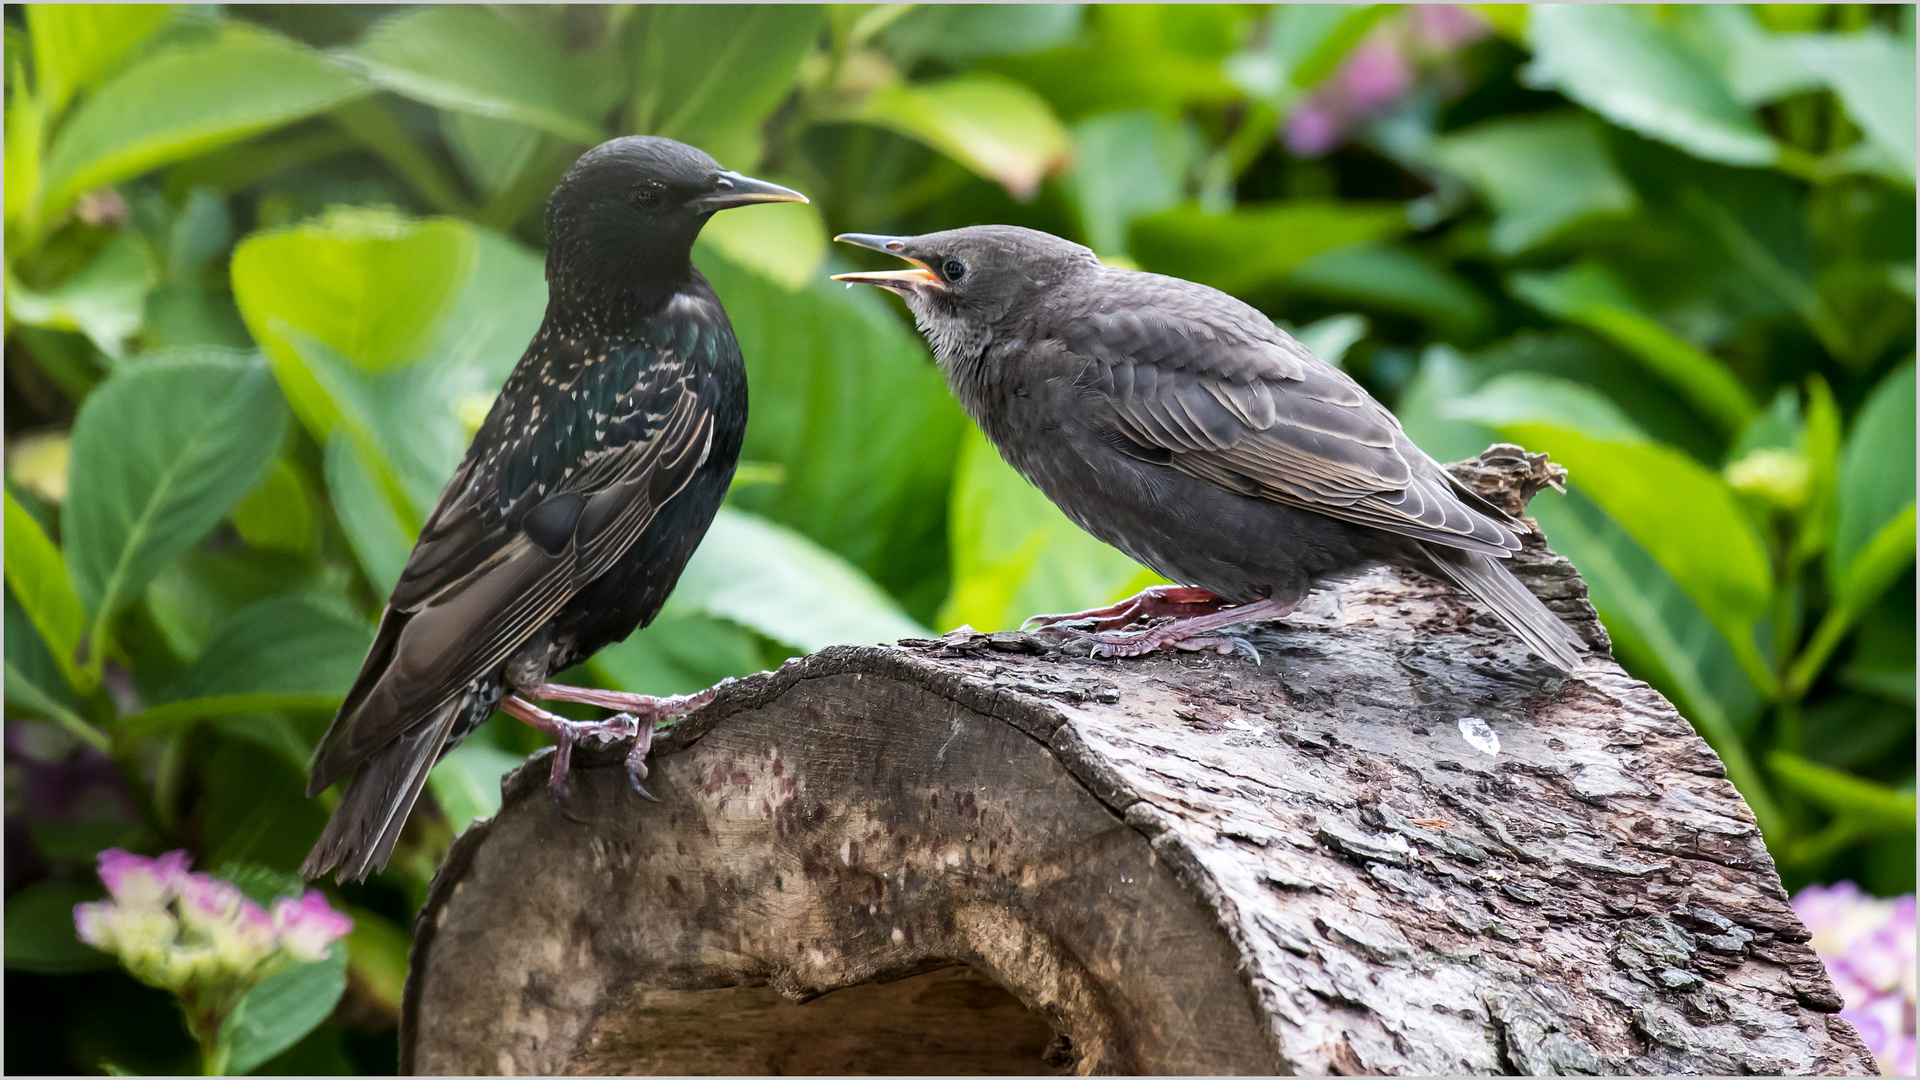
[1794,882,1917,1074]
[1412,4,1491,52]
[96,848,191,909]
[272,889,354,963]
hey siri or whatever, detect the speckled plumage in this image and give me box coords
[302,138,777,882]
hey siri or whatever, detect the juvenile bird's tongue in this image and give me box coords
[830,266,941,293]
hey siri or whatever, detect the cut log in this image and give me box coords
[401,447,1875,1076]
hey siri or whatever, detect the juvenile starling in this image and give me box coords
[833,226,1586,671]
[302,137,805,882]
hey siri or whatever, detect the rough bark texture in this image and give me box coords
[402,447,1875,1076]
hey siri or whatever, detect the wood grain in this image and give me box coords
[402,448,1875,1076]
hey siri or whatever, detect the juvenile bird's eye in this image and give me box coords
[943,259,967,282]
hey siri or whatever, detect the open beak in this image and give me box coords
[692,170,808,212]
[831,233,943,293]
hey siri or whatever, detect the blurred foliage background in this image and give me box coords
[3,3,1913,1073]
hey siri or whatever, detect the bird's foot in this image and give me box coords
[1060,596,1295,663]
[501,682,728,811]
[1023,586,1226,635]
[529,680,729,799]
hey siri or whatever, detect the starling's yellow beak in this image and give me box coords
[831,233,945,292]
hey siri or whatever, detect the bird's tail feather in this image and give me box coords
[1421,544,1586,674]
[301,698,462,883]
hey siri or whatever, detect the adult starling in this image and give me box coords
[301,137,805,882]
[833,226,1586,671]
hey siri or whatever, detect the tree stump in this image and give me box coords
[400,448,1874,1076]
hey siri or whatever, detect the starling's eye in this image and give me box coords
[631,183,665,210]
[942,259,967,283]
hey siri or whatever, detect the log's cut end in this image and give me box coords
[401,447,1876,1076]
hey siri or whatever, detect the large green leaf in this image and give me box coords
[4,880,112,974]
[158,596,370,705]
[700,250,965,616]
[1523,5,1778,167]
[1833,363,1916,586]
[630,5,824,159]
[1508,261,1755,434]
[427,739,526,833]
[200,738,327,873]
[223,946,348,1076]
[881,5,1082,64]
[346,6,607,144]
[1290,245,1490,338]
[669,507,929,651]
[694,198,828,291]
[323,432,412,599]
[938,424,1162,634]
[1452,375,1774,683]
[25,3,174,115]
[230,208,475,441]
[847,74,1072,201]
[4,490,87,692]
[4,230,156,361]
[40,24,365,220]
[1130,200,1405,295]
[63,352,288,660]
[1064,110,1193,257]
[1427,111,1637,255]
[1794,30,1917,184]
[1226,4,1391,108]
[588,610,770,698]
[1768,751,1918,833]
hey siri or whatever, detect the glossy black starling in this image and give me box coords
[302,137,805,882]
[833,226,1586,671]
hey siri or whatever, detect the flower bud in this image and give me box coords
[96,848,191,909]
[271,890,353,963]
[1724,447,1811,510]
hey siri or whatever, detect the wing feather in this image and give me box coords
[1067,273,1524,555]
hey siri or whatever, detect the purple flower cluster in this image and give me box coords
[73,849,352,993]
[1284,5,1491,158]
[1794,882,1916,1076]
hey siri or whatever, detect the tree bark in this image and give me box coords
[401,447,1875,1076]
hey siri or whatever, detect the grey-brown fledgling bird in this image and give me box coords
[301,137,806,883]
[832,226,1586,671]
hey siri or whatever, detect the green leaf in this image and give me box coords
[201,738,327,873]
[230,459,312,555]
[4,880,112,974]
[881,4,1081,63]
[427,739,525,832]
[1290,244,1490,338]
[669,507,929,651]
[63,352,289,663]
[1064,110,1193,257]
[144,546,347,665]
[1768,750,1918,832]
[159,596,371,705]
[1833,364,1916,587]
[231,208,475,441]
[25,3,175,115]
[848,74,1072,201]
[694,198,827,291]
[1226,4,1391,108]
[1508,262,1755,434]
[1428,111,1637,255]
[346,6,605,144]
[631,5,824,157]
[1456,376,1774,683]
[1443,371,1647,442]
[699,250,966,617]
[4,489,88,691]
[323,432,413,598]
[1131,200,1405,296]
[1523,5,1778,167]
[4,230,157,361]
[6,50,45,232]
[1794,30,1917,184]
[589,610,771,697]
[40,24,365,220]
[223,947,348,1076]
[342,907,410,1020]
[1668,5,1823,107]
[442,112,545,197]
[939,424,1163,633]
[1292,313,1368,369]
